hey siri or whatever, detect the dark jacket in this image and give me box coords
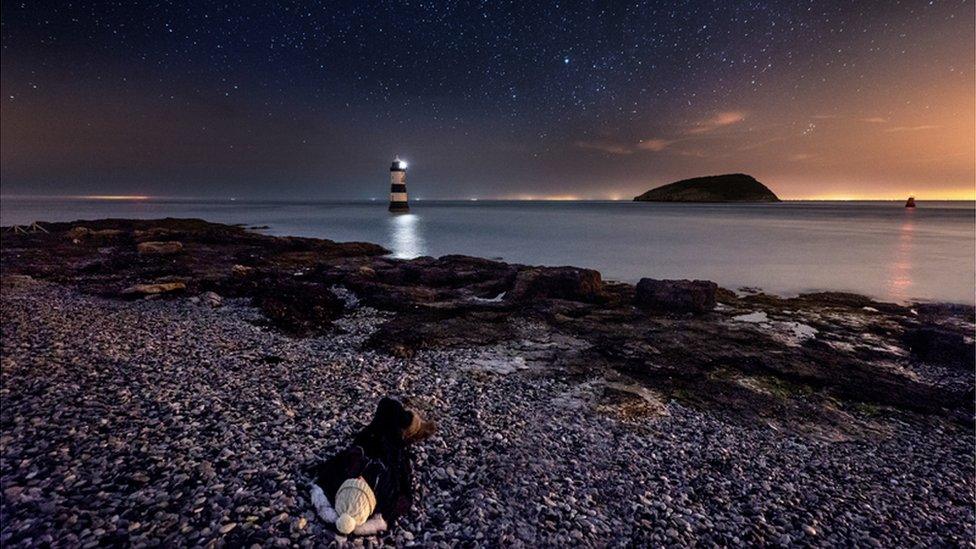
[312,398,416,522]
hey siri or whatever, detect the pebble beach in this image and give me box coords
[2,275,973,547]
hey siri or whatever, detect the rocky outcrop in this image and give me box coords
[508,267,604,303]
[903,326,975,369]
[634,278,717,313]
[2,217,973,428]
[634,174,780,203]
[137,241,184,255]
[65,226,125,242]
[252,278,346,336]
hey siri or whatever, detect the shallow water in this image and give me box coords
[2,198,973,304]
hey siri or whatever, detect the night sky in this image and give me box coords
[1,1,973,200]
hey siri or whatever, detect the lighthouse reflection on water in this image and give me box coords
[389,213,424,259]
[386,156,425,259]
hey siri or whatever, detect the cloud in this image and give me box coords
[636,138,672,151]
[861,117,888,123]
[686,111,746,134]
[575,140,633,155]
[788,153,817,161]
[577,137,674,155]
[575,111,744,156]
[885,125,941,132]
[738,136,786,151]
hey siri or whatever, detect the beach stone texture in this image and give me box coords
[1,218,974,546]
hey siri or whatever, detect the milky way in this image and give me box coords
[1,1,973,199]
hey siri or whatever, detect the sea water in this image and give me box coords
[2,198,973,304]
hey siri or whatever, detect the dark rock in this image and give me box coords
[338,279,444,311]
[634,279,717,313]
[914,302,976,322]
[366,309,515,356]
[65,226,94,240]
[508,267,603,303]
[133,227,181,242]
[200,291,223,307]
[122,282,187,296]
[252,278,345,335]
[231,264,254,278]
[790,292,907,314]
[65,226,126,243]
[137,241,184,255]
[903,326,975,369]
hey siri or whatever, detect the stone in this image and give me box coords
[122,282,187,296]
[201,291,223,308]
[65,226,125,241]
[65,226,94,240]
[902,326,975,369]
[508,267,603,303]
[252,278,345,335]
[137,241,184,255]
[133,227,180,241]
[634,278,717,313]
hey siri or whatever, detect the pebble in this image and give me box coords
[0,281,972,547]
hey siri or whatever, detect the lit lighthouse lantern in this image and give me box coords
[388,156,409,213]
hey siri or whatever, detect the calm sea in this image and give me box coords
[2,198,974,304]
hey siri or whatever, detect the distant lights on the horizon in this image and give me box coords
[78,194,152,200]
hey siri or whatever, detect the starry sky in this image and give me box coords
[1,1,973,200]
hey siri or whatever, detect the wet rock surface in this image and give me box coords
[508,266,604,303]
[136,240,185,255]
[634,278,718,313]
[1,218,974,546]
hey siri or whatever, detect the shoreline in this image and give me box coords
[1,217,974,546]
[1,206,974,307]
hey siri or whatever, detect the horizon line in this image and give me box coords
[2,194,975,203]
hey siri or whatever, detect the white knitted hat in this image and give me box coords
[334,477,376,534]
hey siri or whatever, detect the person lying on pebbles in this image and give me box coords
[309,397,437,536]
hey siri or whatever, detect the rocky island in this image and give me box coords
[1,218,972,547]
[634,174,781,203]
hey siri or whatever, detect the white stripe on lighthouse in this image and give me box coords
[390,192,408,202]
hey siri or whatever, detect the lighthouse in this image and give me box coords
[388,156,409,212]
